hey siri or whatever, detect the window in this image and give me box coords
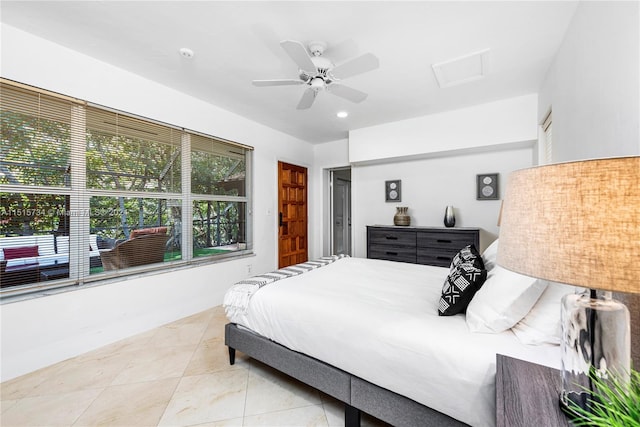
[190,134,249,259]
[85,107,183,274]
[0,79,253,296]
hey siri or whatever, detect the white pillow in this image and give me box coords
[511,282,578,345]
[466,264,548,333]
[481,238,499,272]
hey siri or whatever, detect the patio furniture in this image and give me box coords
[99,232,169,271]
[0,236,71,288]
[40,267,70,281]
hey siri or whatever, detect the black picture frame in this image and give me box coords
[477,173,499,200]
[385,180,401,202]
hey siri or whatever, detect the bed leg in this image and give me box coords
[228,347,236,365]
[344,404,361,427]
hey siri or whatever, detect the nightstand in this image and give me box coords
[496,354,571,427]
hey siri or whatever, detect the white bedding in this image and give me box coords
[226,257,560,427]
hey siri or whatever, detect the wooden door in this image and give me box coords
[278,161,308,268]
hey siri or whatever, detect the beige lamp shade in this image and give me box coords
[497,156,640,294]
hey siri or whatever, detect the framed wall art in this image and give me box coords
[385,180,401,202]
[476,173,499,200]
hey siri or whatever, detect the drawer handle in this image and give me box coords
[436,256,450,260]
[385,251,398,256]
[436,239,452,243]
[384,235,398,240]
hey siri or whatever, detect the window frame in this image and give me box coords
[541,109,553,165]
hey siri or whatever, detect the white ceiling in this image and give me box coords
[1,1,578,144]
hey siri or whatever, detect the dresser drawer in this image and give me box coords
[369,246,417,264]
[368,228,416,248]
[417,231,477,251]
[367,226,480,268]
[417,247,459,268]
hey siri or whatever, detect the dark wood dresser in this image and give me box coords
[366,225,480,267]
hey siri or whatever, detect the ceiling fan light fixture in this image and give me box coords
[310,77,325,89]
[336,111,349,118]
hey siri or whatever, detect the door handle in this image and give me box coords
[279,212,283,227]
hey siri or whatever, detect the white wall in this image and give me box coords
[351,145,535,258]
[538,1,640,161]
[0,25,316,381]
[347,94,540,257]
[536,0,640,366]
[349,94,538,164]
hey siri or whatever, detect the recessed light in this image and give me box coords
[336,111,348,118]
[179,48,195,59]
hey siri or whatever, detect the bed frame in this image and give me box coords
[225,323,468,427]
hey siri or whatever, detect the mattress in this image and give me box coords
[226,257,560,427]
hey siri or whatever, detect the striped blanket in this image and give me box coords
[223,254,349,318]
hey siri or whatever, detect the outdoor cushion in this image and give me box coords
[129,226,168,239]
[3,245,39,260]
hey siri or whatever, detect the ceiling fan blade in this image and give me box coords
[252,79,304,87]
[330,53,379,80]
[280,40,316,73]
[327,84,368,103]
[297,88,317,110]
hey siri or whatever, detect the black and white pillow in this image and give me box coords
[438,262,487,316]
[449,244,484,271]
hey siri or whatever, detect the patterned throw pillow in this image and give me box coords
[449,244,484,271]
[438,262,487,316]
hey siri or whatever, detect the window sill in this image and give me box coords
[0,251,255,304]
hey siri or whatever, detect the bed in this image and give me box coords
[224,242,570,427]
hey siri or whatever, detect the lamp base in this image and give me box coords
[559,290,631,418]
[559,391,593,419]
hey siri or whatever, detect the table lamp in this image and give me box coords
[496,156,639,416]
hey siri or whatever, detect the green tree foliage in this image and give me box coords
[2,108,245,250]
[1,111,71,187]
[193,201,241,249]
[191,150,245,196]
[86,128,182,246]
[86,130,181,193]
[1,111,71,235]
[0,193,68,236]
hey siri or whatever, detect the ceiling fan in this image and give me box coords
[252,40,379,110]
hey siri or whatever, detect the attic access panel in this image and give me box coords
[432,49,490,88]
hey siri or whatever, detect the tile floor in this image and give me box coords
[1,306,389,427]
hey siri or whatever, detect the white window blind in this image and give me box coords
[1,82,81,187]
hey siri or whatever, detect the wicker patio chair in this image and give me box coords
[100,232,169,271]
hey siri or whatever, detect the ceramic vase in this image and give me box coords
[393,206,410,226]
[444,206,455,227]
